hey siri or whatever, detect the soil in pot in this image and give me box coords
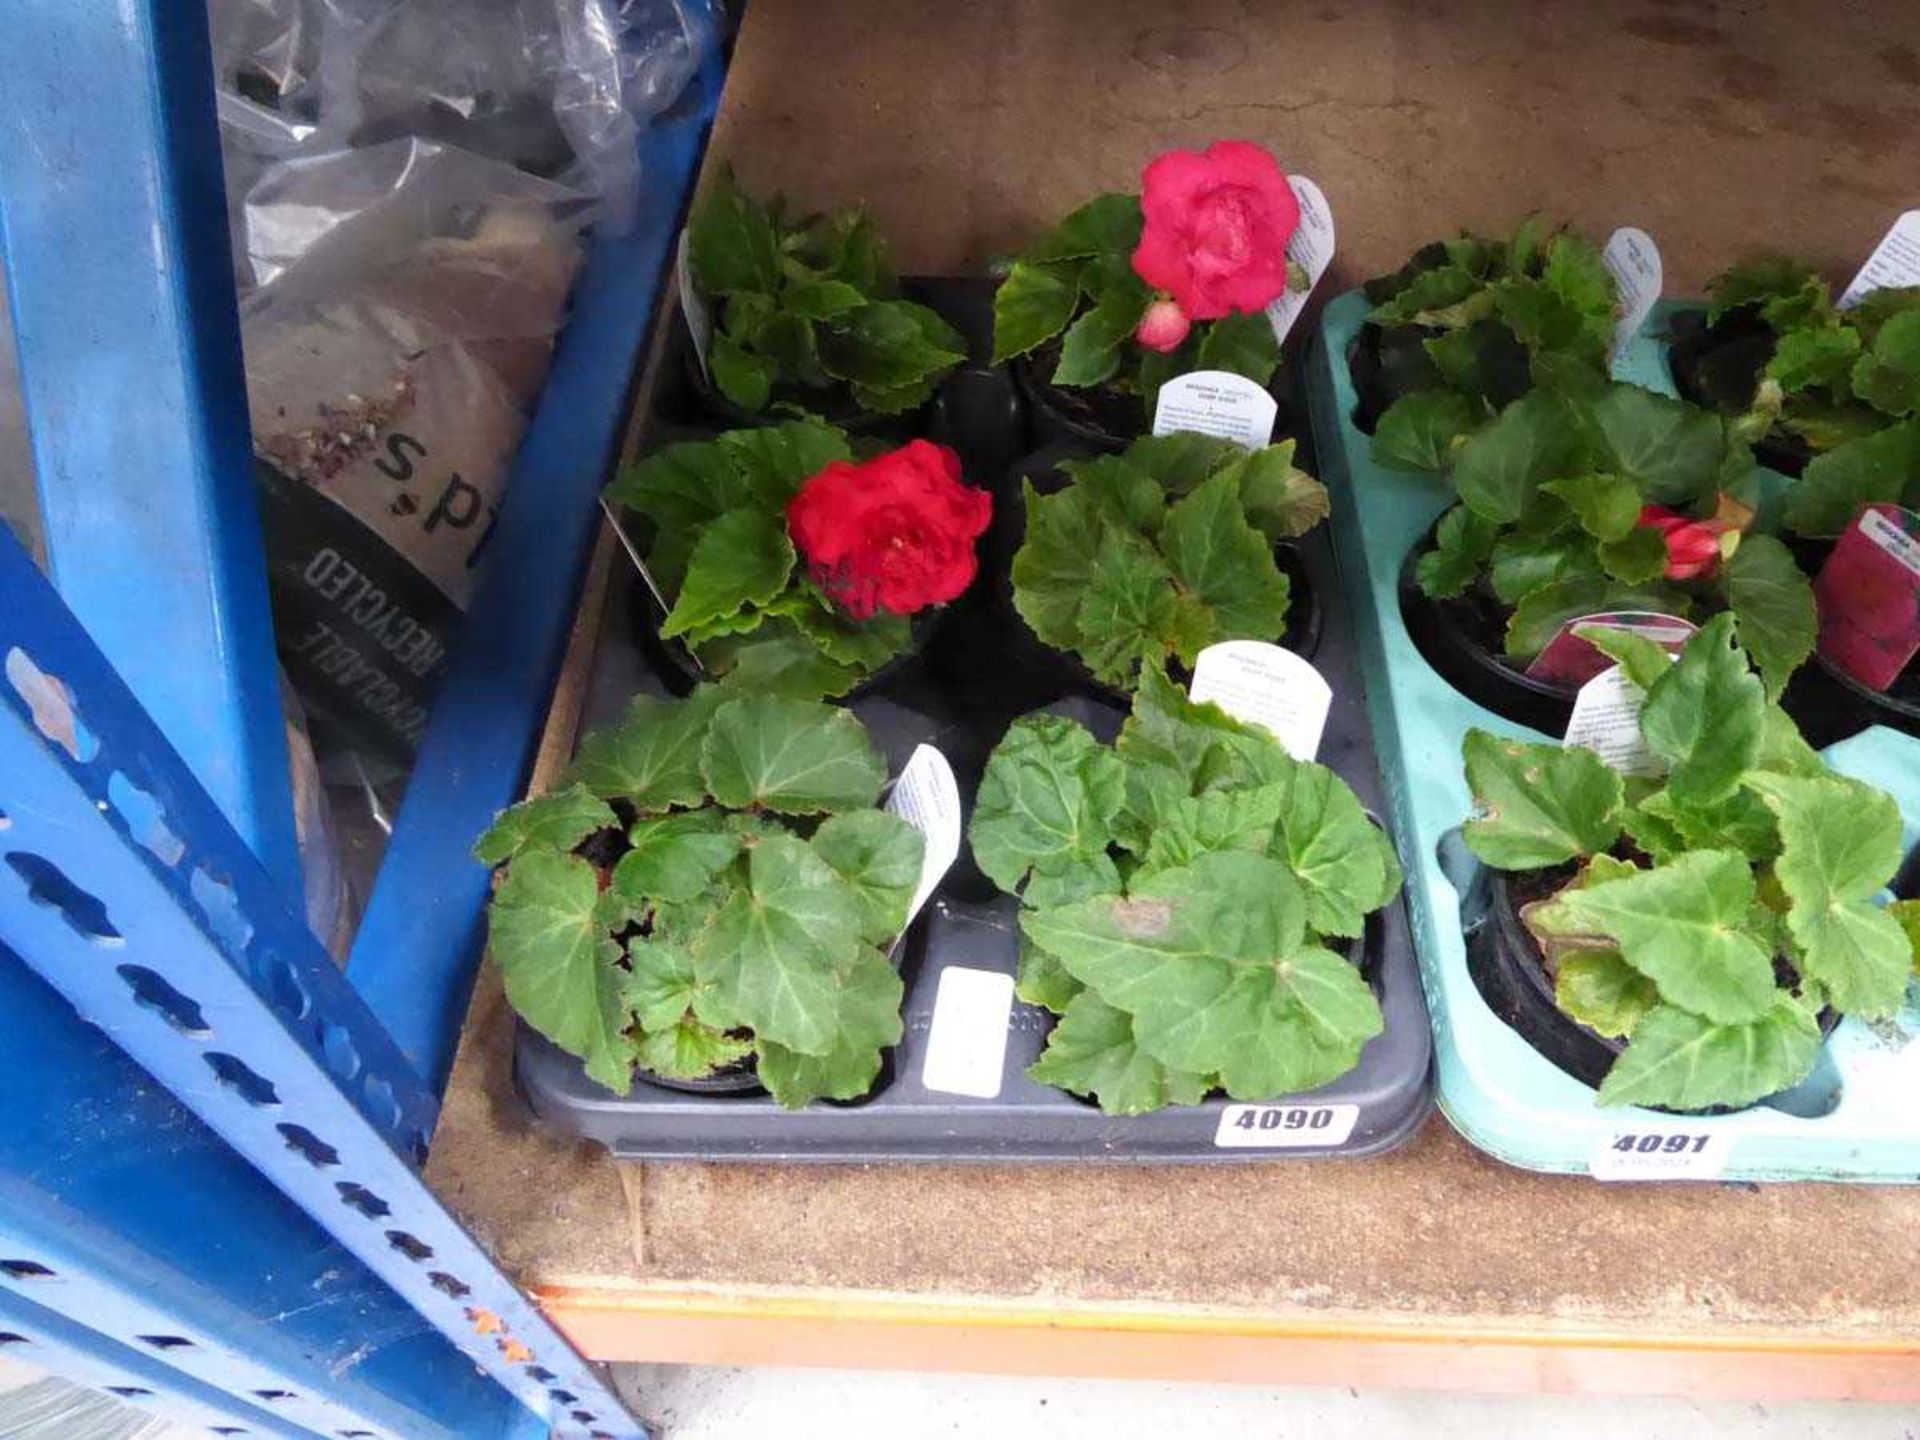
[1397,539,1578,735]
[1468,867,1839,1113]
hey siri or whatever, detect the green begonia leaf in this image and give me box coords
[1783,419,1920,536]
[818,299,965,391]
[709,333,775,411]
[1767,326,1861,392]
[1416,505,1502,599]
[754,948,904,1108]
[566,690,724,810]
[718,420,852,509]
[1137,783,1287,877]
[1584,384,1728,509]
[1074,530,1180,687]
[969,714,1125,906]
[623,941,703,1033]
[1016,933,1083,1014]
[1195,311,1281,386]
[1461,729,1623,869]
[1452,390,1585,524]
[1719,535,1816,699]
[1531,850,1778,1025]
[992,261,1080,363]
[1058,454,1166,531]
[1268,762,1404,937]
[1505,574,1684,660]
[686,166,779,295]
[635,1016,753,1082]
[699,695,887,815]
[613,810,742,907]
[1223,441,1331,541]
[1554,947,1657,1039]
[1027,992,1211,1115]
[690,834,867,1054]
[488,849,634,1093]
[812,809,925,944]
[660,508,795,641]
[1024,852,1382,1101]
[1158,469,1292,647]
[1010,479,1100,654]
[1892,900,1920,975]
[1540,473,1642,542]
[1850,310,1920,417]
[1370,390,1481,472]
[1639,613,1763,804]
[475,783,618,866]
[1118,431,1245,494]
[606,438,756,537]
[1597,526,1671,585]
[1745,774,1913,1019]
[1054,285,1151,387]
[1030,193,1143,262]
[1596,999,1821,1110]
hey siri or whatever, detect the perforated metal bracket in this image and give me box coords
[0,527,642,1438]
[0,1286,311,1440]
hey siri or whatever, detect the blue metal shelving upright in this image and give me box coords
[0,0,730,1435]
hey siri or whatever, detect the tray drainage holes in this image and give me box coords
[524,1368,556,1385]
[190,866,254,954]
[321,1024,361,1082]
[106,771,184,866]
[0,1260,55,1281]
[252,1390,297,1402]
[384,1231,433,1262]
[116,964,210,1036]
[106,1387,154,1398]
[137,1335,195,1351]
[427,1272,471,1299]
[363,1074,402,1130]
[205,1053,280,1107]
[277,1123,340,1168]
[0,1334,28,1346]
[209,1430,250,1437]
[4,852,122,944]
[336,1182,390,1219]
[257,952,310,1022]
[548,1389,577,1406]
[403,1126,430,1166]
[571,1412,596,1426]
[338,1432,378,1439]
[6,648,99,763]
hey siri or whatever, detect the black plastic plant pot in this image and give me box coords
[1012,350,1295,456]
[1344,322,1441,437]
[1468,870,1839,1114]
[1397,540,1576,736]
[1664,308,1812,478]
[631,1057,765,1098]
[1782,649,1920,747]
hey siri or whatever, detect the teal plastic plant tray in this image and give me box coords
[1306,288,1920,1183]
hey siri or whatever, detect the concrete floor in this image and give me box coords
[617,1365,1920,1440]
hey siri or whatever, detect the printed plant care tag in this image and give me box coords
[1602,227,1663,361]
[919,965,1016,1099]
[1264,174,1336,346]
[1563,666,1663,777]
[1839,210,1920,308]
[677,231,713,378]
[1151,370,1278,449]
[1526,611,1696,688]
[1188,640,1332,760]
[1589,1128,1731,1181]
[598,495,678,619]
[1214,1101,1359,1148]
[885,744,963,925]
[1814,503,1920,691]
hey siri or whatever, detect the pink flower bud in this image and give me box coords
[1135,298,1192,353]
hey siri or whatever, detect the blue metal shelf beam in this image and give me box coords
[0,941,535,1440]
[0,1286,314,1440]
[346,5,726,1095]
[0,526,639,1438]
[0,0,301,900]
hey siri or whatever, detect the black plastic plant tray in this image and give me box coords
[512,283,1434,1162]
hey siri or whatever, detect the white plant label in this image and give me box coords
[598,496,678,620]
[1215,1102,1359,1148]
[1563,666,1662,777]
[1151,370,1278,450]
[919,966,1015,1099]
[1839,209,1920,308]
[677,231,713,377]
[885,743,962,925]
[1188,640,1332,761]
[1603,226,1663,360]
[1590,1129,1731,1181]
[1265,174,1336,346]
